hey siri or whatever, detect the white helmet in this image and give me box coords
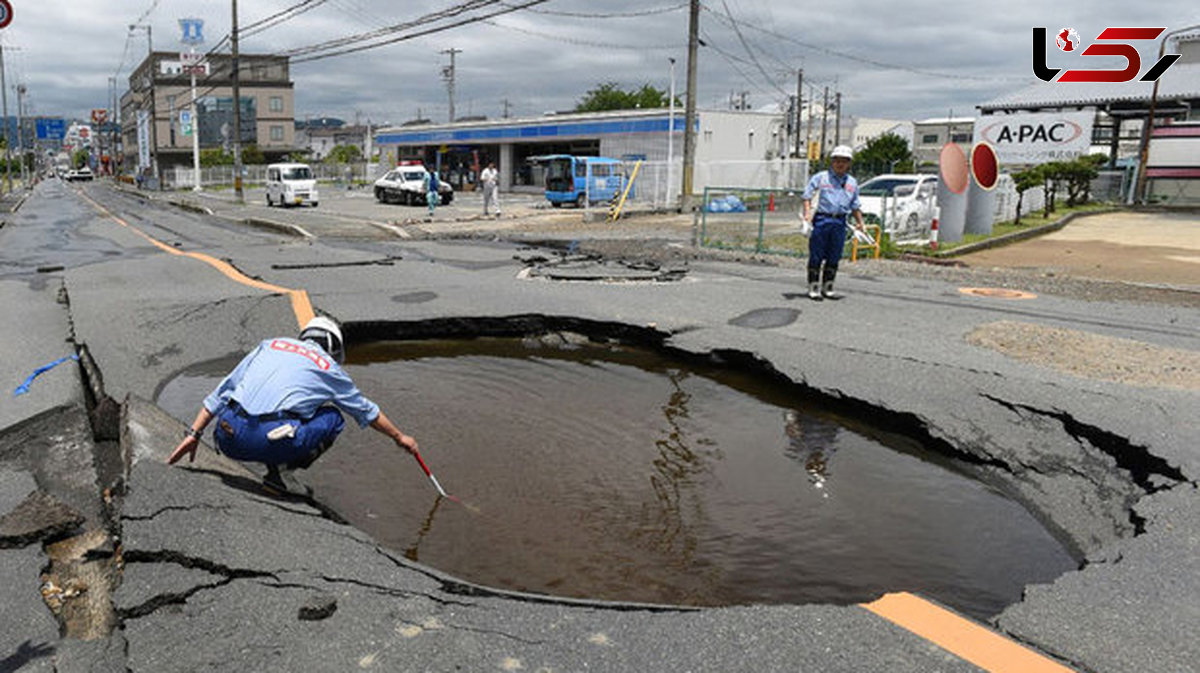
[299,316,345,364]
[831,145,854,160]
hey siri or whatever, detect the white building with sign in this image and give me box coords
[977,31,1200,203]
[972,110,1095,165]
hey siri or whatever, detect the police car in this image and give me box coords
[373,162,454,206]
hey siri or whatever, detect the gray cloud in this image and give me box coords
[4,0,1195,125]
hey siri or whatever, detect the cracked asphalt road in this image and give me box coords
[1,179,1197,672]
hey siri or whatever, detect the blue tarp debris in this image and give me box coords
[13,354,79,396]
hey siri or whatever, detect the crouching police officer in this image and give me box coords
[168,317,418,494]
[801,145,867,300]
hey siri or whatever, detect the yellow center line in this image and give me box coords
[861,593,1075,672]
[82,191,314,328]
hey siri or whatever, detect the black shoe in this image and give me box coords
[263,465,312,497]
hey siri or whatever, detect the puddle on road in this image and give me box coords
[157,337,1076,619]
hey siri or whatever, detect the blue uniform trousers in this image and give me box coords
[214,403,345,467]
[808,214,847,270]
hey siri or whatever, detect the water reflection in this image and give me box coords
[783,410,841,493]
[404,496,445,563]
[156,336,1078,617]
[645,369,717,560]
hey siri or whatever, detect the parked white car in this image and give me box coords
[374,163,454,206]
[857,174,938,239]
[265,163,319,207]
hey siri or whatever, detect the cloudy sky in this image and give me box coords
[2,0,1196,126]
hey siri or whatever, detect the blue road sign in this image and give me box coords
[36,118,66,141]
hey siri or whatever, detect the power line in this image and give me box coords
[700,3,1004,82]
[700,31,784,102]
[280,0,502,59]
[484,19,685,50]
[719,0,789,98]
[287,0,553,63]
[496,1,689,18]
[242,0,332,40]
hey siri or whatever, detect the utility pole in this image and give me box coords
[667,57,676,208]
[681,0,699,210]
[109,76,117,176]
[16,83,25,185]
[1,44,10,194]
[786,95,795,157]
[231,0,244,203]
[794,69,803,157]
[834,91,842,146]
[820,86,829,164]
[441,48,461,123]
[806,83,815,158]
[501,98,512,118]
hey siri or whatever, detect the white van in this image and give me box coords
[265,163,319,207]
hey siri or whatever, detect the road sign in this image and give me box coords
[36,118,66,141]
[0,0,12,30]
[179,18,204,45]
[180,110,193,136]
[182,64,208,76]
[91,109,108,125]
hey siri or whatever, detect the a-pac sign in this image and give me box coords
[1033,27,1180,83]
[973,111,1095,164]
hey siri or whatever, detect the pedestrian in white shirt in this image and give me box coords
[480,161,501,217]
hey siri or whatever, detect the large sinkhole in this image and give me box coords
[157,334,1077,619]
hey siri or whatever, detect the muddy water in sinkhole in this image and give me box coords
[157,337,1077,619]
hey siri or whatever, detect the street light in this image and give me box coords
[1134,24,1196,204]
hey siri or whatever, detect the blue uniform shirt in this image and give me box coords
[803,170,861,216]
[203,338,380,428]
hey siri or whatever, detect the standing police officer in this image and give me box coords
[167,317,419,495]
[801,145,866,300]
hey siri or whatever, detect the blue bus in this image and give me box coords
[539,155,633,208]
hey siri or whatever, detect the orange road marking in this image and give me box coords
[82,192,314,328]
[861,593,1075,673]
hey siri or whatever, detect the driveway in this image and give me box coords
[958,211,1200,287]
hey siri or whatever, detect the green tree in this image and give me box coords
[1012,165,1043,225]
[72,149,91,169]
[241,144,265,165]
[1061,155,1102,207]
[325,144,362,164]
[199,148,233,167]
[1041,161,1069,216]
[854,133,913,174]
[575,82,674,112]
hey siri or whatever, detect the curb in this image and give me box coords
[933,207,1121,258]
[166,199,214,216]
[242,216,315,240]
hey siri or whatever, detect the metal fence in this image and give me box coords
[698,187,810,256]
[163,162,374,190]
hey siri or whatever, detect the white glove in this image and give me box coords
[850,226,876,246]
[799,217,813,237]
